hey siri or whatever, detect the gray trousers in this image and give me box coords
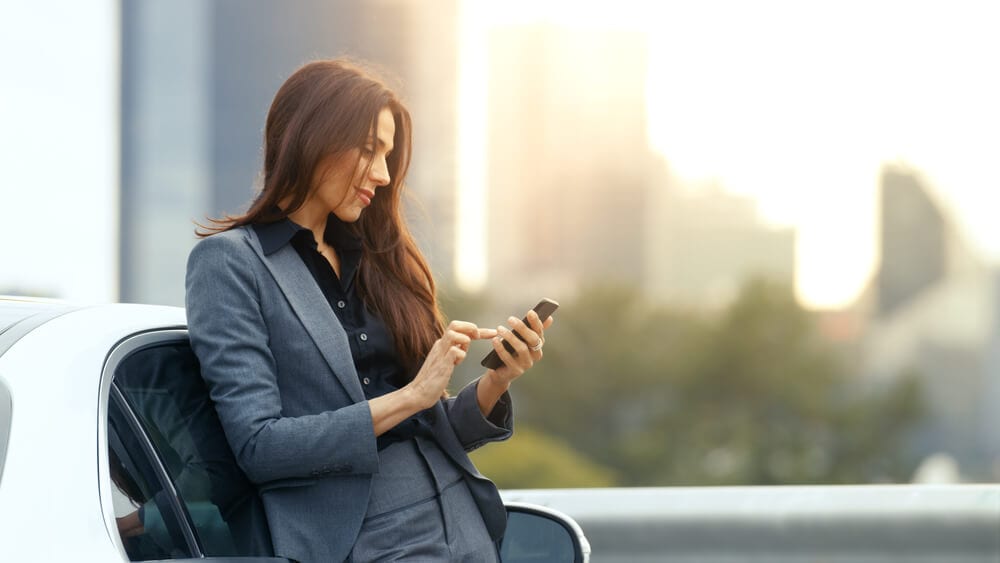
[347,436,500,562]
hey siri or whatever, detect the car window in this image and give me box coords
[111,342,273,558]
[502,508,579,562]
[108,396,195,559]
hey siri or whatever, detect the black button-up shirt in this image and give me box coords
[254,213,431,450]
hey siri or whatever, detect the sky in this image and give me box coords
[0,0,118,302]
[2,1,999,309]
[458,0,1000,308]
[643,1,1000,308]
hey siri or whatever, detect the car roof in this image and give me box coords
[0,295,80,331]
[0,296,83,356]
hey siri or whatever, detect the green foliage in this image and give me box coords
[440,280,925,487]
[469,426,617,489]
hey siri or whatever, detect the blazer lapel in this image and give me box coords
[241,227,366,404]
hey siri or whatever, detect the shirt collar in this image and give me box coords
[253,217,302,255]
[253,212,363,256]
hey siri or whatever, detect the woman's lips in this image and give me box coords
[356,187,375,206]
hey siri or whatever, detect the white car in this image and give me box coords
[0,296,589,562]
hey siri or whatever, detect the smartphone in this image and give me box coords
[481,298,560,370]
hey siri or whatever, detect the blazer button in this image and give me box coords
[359,333,368,341]
[363,377,371,385]
[337,300,346,309]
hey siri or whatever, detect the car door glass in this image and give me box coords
[109,399,195,560]
[113,342,273,557]
[501,509,578,562]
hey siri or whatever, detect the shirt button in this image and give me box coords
[359,333,368,341]
[363,377,371,385]
[337,300,346,309]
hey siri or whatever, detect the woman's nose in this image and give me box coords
[371,157,390,186]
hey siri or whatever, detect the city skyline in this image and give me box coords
[118,0,462,306]
[481,24,651,307]
[3,1,999,312]
[460,0,1000,309]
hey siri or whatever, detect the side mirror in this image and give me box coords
[501,502,591,563]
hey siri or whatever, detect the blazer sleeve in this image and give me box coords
[185,234,379,485]
[442,378,514,452]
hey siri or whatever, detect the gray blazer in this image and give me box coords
[185,226,512,563]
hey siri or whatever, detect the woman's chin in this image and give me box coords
[333,208,364,223]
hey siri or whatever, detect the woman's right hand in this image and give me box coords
[405,321,496,409]
[371,320,496,435]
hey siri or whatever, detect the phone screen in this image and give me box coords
[480,298,559,370]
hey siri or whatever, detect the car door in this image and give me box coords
[102,328,589,562]
[104,329,289,562]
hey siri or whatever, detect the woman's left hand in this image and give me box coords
[487,310,555,385]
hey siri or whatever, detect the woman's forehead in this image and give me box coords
[374,108,395,150]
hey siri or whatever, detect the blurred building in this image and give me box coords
[120,0,459,305]
[643,161,796,309]
[876,167,948,317]
[484,25,652,306]
[861,164,1000,479]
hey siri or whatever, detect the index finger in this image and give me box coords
[447,320,490,340]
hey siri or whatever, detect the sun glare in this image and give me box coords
[457,0,1000,308]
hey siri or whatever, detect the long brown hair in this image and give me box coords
[199,59,444,374]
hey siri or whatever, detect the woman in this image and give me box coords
[185,59,551,562]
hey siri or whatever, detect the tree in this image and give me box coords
[470,426,617,489]
[502,281,924,486]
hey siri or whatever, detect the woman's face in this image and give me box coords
[312,107,395,223]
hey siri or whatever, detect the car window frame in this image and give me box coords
[99,329,289,563]
[109,378,203,556]
[100,329,194,560]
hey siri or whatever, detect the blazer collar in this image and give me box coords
[240,226,366,404]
